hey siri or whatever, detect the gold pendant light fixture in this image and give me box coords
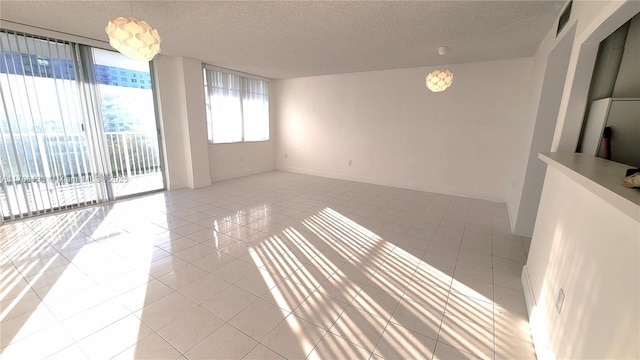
[426,46,453,92]
[105,2,161,62]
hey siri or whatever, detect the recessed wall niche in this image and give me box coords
[579,12,640,168]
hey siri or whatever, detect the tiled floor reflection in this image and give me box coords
[0,171,535,359]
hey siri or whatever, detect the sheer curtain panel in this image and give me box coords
[204,67,269,144]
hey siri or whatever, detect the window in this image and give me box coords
[204,67,269,144]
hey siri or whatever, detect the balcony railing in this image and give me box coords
[104,131,161,179]
[1,131,160,182]
[1,131,162,219]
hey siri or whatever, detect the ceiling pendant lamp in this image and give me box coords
[426,69,453,92]
[426,46,453,92]
[105,16,161,62]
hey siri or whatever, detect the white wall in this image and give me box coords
[604,100,640,167]
[518,3,640,358]
[154,56,211,189]
[506,33,553,232]
[508,0,640,237]
[523,163,639,359]
[551,1,640,152]
[153,55,189,190]
[275,58,532,202]
[156,55,276,188]
[508,23,575,237]
[178,57,212,189]
[612,15,640,98]
[156,55,275,187]
[209,141,275,182]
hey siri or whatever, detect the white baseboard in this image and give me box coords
[276,166,507,203]
[507,200,517,234]
[210,167,275,183]
[193,178,212,189]
[522,265,536,314]
[522,265,554,360]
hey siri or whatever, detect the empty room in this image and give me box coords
[0,1,638,359]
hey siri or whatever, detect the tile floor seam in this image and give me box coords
[305,252,385,360]
[432,223,473,356]
[369,247,424,359]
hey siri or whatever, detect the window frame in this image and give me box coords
[203,65,270,144]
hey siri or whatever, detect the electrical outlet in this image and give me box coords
[348,160,352,166]
[556,288,565,314]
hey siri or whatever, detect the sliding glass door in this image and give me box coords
[90,48,163,199]
[0,30,164,220]
[0,31,103,219]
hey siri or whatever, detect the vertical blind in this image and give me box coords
[1,29,163,221]
[0,30,107,220]
[204,67,269,144]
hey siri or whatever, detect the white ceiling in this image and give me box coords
[0,1,566,79]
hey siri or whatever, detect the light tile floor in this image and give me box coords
[0,171,535,359]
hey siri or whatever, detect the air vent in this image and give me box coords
[557,1,573,37]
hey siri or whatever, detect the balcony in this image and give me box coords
[1,131,163,219]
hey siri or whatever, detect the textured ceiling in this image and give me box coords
[0,1,566,79]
